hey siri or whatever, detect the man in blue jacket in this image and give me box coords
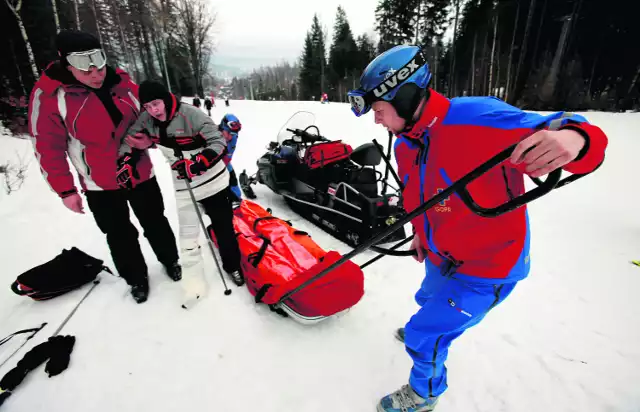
[348,45,608,412]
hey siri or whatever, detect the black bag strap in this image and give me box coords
[0,323,47,348]
[252,216,279,232]
[247,236,271,268]
[254,284,273,303]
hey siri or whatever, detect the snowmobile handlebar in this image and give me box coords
[277,142,581,304]
[286,128,329,143]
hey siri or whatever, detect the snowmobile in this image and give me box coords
[239,111,407,248]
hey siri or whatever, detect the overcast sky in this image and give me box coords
[209,0,380,71]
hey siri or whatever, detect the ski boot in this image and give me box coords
[131,281,149,304]
[395,327,405,343]
[377,384,439,412]
[227,268,245,287]
[164,261,182,281]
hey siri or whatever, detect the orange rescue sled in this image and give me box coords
[210,200,364,324]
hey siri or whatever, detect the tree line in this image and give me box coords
[234,0,639,111]
[1,0,216,133]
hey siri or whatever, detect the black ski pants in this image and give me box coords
[85,177,179,285]
[198,188,241,273]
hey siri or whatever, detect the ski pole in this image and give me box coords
[53,279,101,336]
[277,142,573,303]
[373,137,404,192]
[173,147,232,296]
[0,323,47,370]
[379,131,399,195]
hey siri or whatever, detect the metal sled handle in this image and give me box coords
[457,169,561,217]
[370,237,417,258]
[530,162,599,190]
[370,245,417,257]
[276,143,567,304]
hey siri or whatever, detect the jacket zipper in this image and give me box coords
[417,136,433,254]
[501,166,514,200]
[417,134,461,271]
[81,150,91,177]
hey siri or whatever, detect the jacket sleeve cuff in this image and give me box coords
[60,188,78,198]
[559,123,608,175]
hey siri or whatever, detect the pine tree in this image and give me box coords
[298,14,327,100]
[356,33,377,71]
[375,0,419,53]
[328,6,358,101]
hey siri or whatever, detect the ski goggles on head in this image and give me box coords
[66,49,107,71]
[348,49,428,117]
[219,120,241,133]
[347,89,373,117]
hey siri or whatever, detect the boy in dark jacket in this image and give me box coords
[122,81,244,308]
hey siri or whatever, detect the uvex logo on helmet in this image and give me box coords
[373,58,421,98]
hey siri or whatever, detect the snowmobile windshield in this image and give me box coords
[276,111,316,143]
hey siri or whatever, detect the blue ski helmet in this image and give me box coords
[218,114,241,133]
[347,45,431,121]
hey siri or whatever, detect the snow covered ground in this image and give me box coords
[1,100,639,412]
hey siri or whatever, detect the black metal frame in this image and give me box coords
[277,143,591,304]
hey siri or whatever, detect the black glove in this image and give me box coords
[116,151,141,189]
[45,335,76,377]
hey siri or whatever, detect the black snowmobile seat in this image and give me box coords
[350,142,382,167]
[349,168,379,198]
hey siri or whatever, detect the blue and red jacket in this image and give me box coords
[394,90,608,283]
[223,132,238,166]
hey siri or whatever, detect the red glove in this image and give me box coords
[116,152,140,189]
[171,158,206,180]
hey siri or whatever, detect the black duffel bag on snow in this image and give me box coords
[10,247,111,300]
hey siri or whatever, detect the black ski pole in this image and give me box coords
[277,142,570,304]
[0,323,47,370]
[373,138,404,192]
[173,147,232,296]
[380,131,395,195]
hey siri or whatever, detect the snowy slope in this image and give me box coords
[0,102,639,412]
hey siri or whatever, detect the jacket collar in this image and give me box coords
[403,89,451,140]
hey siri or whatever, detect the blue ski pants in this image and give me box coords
[404,260,518,398]
[227,164,242,201]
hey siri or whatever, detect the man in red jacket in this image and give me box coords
[348,45,608,412]
[28,30,180,304]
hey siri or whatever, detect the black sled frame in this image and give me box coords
[277,142,594,304]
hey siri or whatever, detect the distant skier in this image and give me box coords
[192,95,201,108]
[348,45,609,412]
[204,96,213,116]
[218,113,242,204]
[209,91,216,106]
[27,29,179,304]
[225,97,230,107]
[123,81,245,299]
[321,92,328,104]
